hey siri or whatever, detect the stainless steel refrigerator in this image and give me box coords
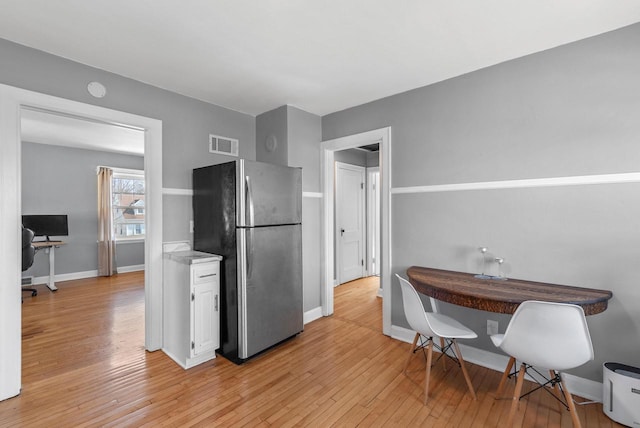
[193,160,303,363]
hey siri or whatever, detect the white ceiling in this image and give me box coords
[21,108,145,155]
[1,1,640,118]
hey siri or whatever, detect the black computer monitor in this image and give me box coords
[22,214,69,241]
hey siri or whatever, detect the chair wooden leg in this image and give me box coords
[559,376,582,428]
[404,333,420,374]
[423,338,433,405]
[439,337,447,372]
[506,363,526,427]
[496,356,516,398]
[549,370,565,414]
[452,339,476,400]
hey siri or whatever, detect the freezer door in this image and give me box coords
[237,160,302,227]
[237,224,303,359]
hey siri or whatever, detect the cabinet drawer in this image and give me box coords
[192,263,219,284]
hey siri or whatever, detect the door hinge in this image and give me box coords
[361,182,364,189]
[191,341,195,350]
[361,259,364,266]
[215,295,218,311]
[191,292,195,301]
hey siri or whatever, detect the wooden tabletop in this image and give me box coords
[406,266,613,315]
[32,241,65,248]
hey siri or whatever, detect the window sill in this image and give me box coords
[115,238,145,244]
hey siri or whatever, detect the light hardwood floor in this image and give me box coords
[2,273,619,427]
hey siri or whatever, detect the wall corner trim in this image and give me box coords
[391,172,640,195]
[303,191,322,198]
[163,188,194,196]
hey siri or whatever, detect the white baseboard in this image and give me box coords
[561,373,602,403]
[304,306,323,325]
[391,324,603,403]
[30,264,144,286]
[117,264,145,273]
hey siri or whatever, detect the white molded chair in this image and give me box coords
[396,274,477,405]
[491,300,594,427]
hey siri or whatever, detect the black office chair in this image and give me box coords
[22,226,37,298]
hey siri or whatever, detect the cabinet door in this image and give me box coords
[191,280,219,356]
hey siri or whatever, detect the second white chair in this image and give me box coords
[396,274,477,405]
[491,300,594,427]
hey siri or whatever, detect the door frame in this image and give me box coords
[366,166,380,277]
[0,84,163,401]
[320,127,391,335]
[335,161,366,285]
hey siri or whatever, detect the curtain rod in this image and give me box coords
[96,166,144,176]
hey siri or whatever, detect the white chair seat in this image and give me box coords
[427,312,478,340]
[396,274,477,405]
[492,300,594,428]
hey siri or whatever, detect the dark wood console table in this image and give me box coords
[406,266,612,315]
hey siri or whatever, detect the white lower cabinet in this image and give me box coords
[163,251,222,369]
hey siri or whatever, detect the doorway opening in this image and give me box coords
[334,145,381,294]
[320,127,391,336]
[0,84,162,401]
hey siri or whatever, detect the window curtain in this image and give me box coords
[97,167,117,276]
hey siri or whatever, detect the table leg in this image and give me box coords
[46,246,58,291]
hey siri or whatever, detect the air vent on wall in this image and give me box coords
[209,134,239,157]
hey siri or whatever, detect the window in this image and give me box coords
[112,169,145,240]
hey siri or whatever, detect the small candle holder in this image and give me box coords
[493,257,507,280]
[474,247,492,279]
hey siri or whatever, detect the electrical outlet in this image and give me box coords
[487,320,499,336]
[189,220,194,233]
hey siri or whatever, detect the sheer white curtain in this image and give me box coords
[97,167,117,276]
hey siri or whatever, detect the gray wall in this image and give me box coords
[366,151,379,167]
[21,142,144,276]
[322,23,640,381]
[256,105,288,166]
[256,105,323,312]
[287,106,322,312]
[334,148,367,166]
[0,38,256,246]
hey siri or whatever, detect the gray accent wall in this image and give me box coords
[21,142,144,276]
[256,105,322,312]
[322,23,640,381]
[287,106,322,312]
[256,105,288,166]
[366,151,379,167]
[334,148,367,166]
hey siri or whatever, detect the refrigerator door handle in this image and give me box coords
[238,228,248,357]
[246,227,253,280]
[245,175,255,227]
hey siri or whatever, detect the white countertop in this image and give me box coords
[163,250,222,265]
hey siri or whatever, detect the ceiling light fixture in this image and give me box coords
[87,81,107,98]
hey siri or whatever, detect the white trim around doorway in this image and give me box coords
[0,84,163,401]
[320,127,391,335]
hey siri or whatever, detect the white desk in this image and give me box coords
[32,241,65,291]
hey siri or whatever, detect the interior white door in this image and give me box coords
[336,162,365,284]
